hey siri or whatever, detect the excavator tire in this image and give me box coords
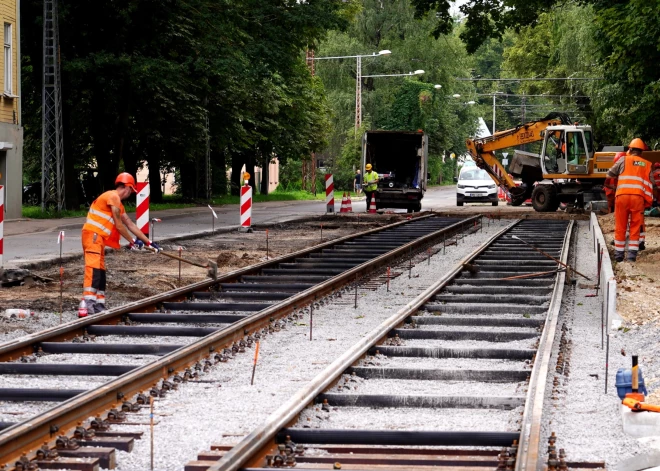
[532,184,559,212]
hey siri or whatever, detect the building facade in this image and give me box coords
[0,0,21,218]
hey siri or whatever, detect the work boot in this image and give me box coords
[85,300,98,315]
[640,242,646,251]
[627,253,638,262]
[614,252,624,263]
[94,303,106,314]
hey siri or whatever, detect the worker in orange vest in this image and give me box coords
[604,152,626,213]
[81,173,162,315]
[607,139,654,262]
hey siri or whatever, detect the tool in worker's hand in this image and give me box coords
[146,247,218,280]
[510,235,591,281]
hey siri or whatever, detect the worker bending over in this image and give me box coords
[652,162,660,207]
[607,139,653,262]
[364,163,379,212]
[81,173,161,315]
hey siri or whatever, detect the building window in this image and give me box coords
[4,23,11,95]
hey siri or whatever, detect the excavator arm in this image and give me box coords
[465,113,572,205]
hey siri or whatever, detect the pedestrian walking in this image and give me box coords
[81,173,162,315]
[354,169,362,195]
[363,164,379,212]
[608,139,653,262]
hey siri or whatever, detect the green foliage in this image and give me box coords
[316,0,480,178]
[20,0,353,205]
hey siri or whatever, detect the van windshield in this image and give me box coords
[460,169,489,181]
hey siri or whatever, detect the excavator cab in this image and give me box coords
[540,125,594,176]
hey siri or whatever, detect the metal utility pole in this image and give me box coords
[492,94,496,134]
[355,56,362,133]
[303,48,317,194]
[42,0,65,212]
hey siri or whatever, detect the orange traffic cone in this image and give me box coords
[368,195,377,214]
[340,192,348,213]
[345,193,353,212]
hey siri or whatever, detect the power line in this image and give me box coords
[475,93,590,98]
[456,77,602,82]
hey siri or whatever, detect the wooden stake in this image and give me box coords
[266,229,269,260]
[150,396,155,471]
[251,340,260,385]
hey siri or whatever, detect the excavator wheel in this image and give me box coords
[532,184,560,212]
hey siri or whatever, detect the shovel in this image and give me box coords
[146,247,218,280]
[511,235,591,281]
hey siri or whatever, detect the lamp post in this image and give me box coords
[315,50,391,132]
[492,91,505,134]
[361,69,425,78]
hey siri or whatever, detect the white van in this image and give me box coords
[455,167,498,206]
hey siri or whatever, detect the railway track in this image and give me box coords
[186,219,605,471]
[0,214,478,470]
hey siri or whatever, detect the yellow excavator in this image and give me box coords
[465,112,658,212]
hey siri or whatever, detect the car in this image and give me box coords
[454,167,498,206]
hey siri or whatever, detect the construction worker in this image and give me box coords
[363,163,379,212]
[81,173,162,315]
[607,139,653,262]
[604,152,626,213]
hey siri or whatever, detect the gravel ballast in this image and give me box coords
[91,219,511,470]
[540,221,647,467]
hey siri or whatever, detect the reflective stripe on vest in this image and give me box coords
[616,156,653,204]
[82,191,122,248]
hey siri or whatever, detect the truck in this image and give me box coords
[361,130,428,213]
[465,112,658,211]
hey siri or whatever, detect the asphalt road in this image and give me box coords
[4,185,528,267]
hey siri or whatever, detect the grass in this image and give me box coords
[21,190,353,219]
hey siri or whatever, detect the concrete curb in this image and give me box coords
[590,212,621,328]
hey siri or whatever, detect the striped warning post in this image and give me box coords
[0,185,4,266]
[240,184,252,230]
[325,174,334,213]
[136,182,150,237]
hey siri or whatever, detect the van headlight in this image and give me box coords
[457,184,466,189]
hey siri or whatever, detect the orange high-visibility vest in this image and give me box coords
[82,190,126,248]
[616,154,653,206]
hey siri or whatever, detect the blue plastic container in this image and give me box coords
[615,368,647,400]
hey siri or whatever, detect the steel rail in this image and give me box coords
[516,220,574,471]
[0,213,438,362]
[208,220,518,471]
[0,214,478,465]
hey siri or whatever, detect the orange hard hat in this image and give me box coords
[628,138,647,151]
[115,172,137,192]
[614,152,626,163]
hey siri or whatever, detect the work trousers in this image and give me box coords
[614,194,645,258]
[82,229,107,307]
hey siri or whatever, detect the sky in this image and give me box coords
[450,0,469,17]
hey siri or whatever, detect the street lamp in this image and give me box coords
[492,91,505,134]
[362,69,425,78]
[434,84,442,89]
[314,49,392,132]
[452,94,461,98]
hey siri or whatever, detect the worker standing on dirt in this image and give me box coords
[608,139,653,262]
[81,173,162,315]
[363,164,379,212]
[604,152,626,213]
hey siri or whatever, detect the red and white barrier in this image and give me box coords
[325,173,334,213]
[136,182,150,237]
[0,185,4,267]
[240,184,252,230]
